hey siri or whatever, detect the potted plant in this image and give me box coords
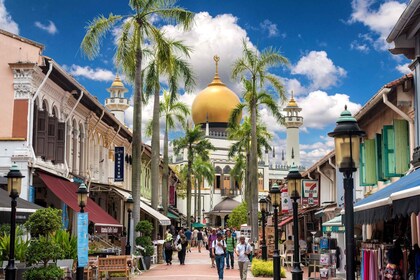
[23,208,64,280]
[135,220,154,270]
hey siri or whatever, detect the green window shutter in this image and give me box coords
[394,119,410,175]
[365,139,377,185]
[375,134,384,181]
[382,125,397,177]
[359,142,368,186]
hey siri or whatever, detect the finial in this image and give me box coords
[344,105,347,110]
[272,146,275,158]
[291,90,294,100]
[213,55,220,75]
[291,147,294,159]
[281,150,284,161]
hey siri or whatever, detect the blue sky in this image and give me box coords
[0,0,411,167]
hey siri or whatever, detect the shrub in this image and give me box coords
[135,220,154,257]
[24,266,63,280]
[251,259,286,278]
[25,235,63,267]
[25,208,62,237]
[52,229,77,260]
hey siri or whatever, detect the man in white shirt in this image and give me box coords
[235,236,251,280]
[212,232,226,280]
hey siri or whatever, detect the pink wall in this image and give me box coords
[0,31,43,138]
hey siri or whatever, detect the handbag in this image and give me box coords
[176,243,182,252]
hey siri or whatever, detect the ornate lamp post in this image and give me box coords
[125,195,134,255]
[328,106,365,280]
[5,165,24,280]
[269,183,281,280]
[259,197,268,261]
[286,166,303,280]
[76,183,88,280]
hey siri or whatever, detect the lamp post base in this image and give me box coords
[76,266,84,280]
[261,244,267,261]
[291,266,303,280]
[273,252,280,280]
[126,245,131,256]
[5,264,16,280]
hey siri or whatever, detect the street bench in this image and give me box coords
[97,256,130,279]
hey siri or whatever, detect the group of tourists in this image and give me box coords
[162,226,252,280]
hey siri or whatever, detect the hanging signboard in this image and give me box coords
[281,188,292,213]
[77,212,89,267]
[114,147,124,182]
[301,180,319,206]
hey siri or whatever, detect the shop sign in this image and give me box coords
[95,225,122,234]
[114,147,124,182]
[301,180,319,206]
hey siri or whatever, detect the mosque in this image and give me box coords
[172,56,304,228]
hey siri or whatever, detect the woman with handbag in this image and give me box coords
[177,233,188,265]
[164,232,174,265]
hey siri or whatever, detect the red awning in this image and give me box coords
[279,215,293,227]
[39,172,122,233]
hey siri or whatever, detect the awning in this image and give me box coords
[140,200,171,226]
[38,172,122,233]
[91,184,171,226]
[0,188,43,223]
[354,168,420,225]
[167,212,178,219]
[192,222,205,228]
[322,215,345,233]
[279,216,293,227]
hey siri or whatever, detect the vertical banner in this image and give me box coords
[301,180,320,206]
[281,188,292,213]
[114,147,125,182]
[62,203,69,230]
[77,212,89,267]
[169,185,175,205]
[28,185,35,203]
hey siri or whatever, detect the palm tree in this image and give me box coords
[80,0,194,230]
[228,116,272,219]
[143,32,194,209]
[145,90,189,215]
[173,125,215,229]
[231,40,288,240]
[192,155,214,223]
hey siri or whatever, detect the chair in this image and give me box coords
[283,243,293,267]
[131,254,142,275]
[279,244,286,267]
[151,246,158,264]
[308,253,322,278]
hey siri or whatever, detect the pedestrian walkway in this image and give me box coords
[132,246,264,280]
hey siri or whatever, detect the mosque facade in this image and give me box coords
[172,57,304,228]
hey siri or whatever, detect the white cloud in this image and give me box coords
[63,64,115,82]
[292,51,347,90]
[300,136,335,166]
[0,0,18,34]
[260,19,280,38]
[350,40,369,53]
[349,0,407,50]
[161,12,255,94]
[298,90,362,130]
[34,20,58,35]
[396,63,411,74]
[282,78,307,96]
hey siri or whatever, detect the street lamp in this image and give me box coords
[5,165,24,280]
[328,106,365,280]
[125,195,134,255]
[286,165,303,280]
[259,197,268,261]
[76,183,88,280]
[269,183,281,280]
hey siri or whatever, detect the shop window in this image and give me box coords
[375,133,384,181]
[215,175,221,189]
[364,139,377,185]
[394,119,409,174]
[382,125,397,177]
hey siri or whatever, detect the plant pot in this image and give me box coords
[139,256,151,270]
[17,267,30,280]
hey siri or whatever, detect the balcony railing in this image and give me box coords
[220,188,241,197]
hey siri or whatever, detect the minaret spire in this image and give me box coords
[214,55,220,76]
[284,91,303,166]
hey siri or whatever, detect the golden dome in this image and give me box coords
[192,56,241,125]
[111,75,124,88]
[286,91,298,107]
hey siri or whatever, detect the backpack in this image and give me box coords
[165,240,173,250]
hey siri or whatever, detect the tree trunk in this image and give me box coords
[131,32,143,236]
[194,177,197,222]
[249,78,258,241]
[151,79,160,210]
[246,151,251,225]
[162,123,169,215]
[186,145,193,229]
[198,178,202,223]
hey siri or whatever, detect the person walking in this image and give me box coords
[235,236,252,280]
[185,228,192,252]
[177,233,188,265]
[225,229,236,269]
[164,232,174,265]
[197,228,203,253]
[212,232,226,280]
[208,228,218,268]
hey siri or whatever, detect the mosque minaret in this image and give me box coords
[105,75,130,124]
[283,91,303,166]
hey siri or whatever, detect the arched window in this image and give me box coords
[34,100,47,159]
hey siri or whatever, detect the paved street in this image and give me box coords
[133,247,269,280]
